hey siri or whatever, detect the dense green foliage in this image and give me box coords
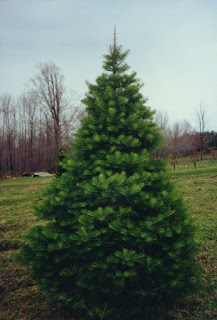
[17,38,202,319]
[55,147,67,178]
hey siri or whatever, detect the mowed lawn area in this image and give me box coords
[0,159,217,320]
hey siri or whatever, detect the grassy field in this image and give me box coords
[0,159,217,319]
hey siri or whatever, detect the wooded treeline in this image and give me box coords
[0,63,85,176]
[0,63,216,177]
[155,110,217,170]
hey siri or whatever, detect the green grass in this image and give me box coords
[167,159,217,320]
[0,177,50,251]
[0,160,217,319]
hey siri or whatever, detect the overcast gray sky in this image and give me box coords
[0,0,216,130]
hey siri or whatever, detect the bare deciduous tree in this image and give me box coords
[196,102,207,160]
[0,94,17,175]
[31,62,71,163]
[155,110,170,158]
[190,151,199,169]
[169,122,182,171]
[18,92,38,172]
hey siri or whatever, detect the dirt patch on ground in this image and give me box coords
[210,174,217,178]
[0,241,21,252]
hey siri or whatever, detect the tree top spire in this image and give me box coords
[103,30,130,74]
[114,25,117,49]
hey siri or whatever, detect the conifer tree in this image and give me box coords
[18,33,202,319]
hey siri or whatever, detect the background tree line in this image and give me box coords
[0,62,85,177]
[0,63,216,177]
[155,108,217,170]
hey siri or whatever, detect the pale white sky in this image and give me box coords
[0,0,216,130]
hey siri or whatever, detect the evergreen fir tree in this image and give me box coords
[17,33,202,319]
